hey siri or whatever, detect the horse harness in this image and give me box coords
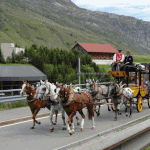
[60,86,93,106]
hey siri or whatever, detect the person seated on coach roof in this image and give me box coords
[112,48,125,71]
[124,51,134,75]
[124,51,133,66]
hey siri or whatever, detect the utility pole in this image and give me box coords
[78,58,81,85]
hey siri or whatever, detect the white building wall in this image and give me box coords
[92,59,113,65]
[15,47,20,54]
[19,48,25,53]
[1,43,25,60]
[1,43,15,60]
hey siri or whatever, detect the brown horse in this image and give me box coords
[20,81,51,129]
[57,83,95,135]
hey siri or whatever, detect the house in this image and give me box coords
[72,43,118,60]
[1,43,25,60]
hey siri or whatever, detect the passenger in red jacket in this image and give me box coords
[112,48,125,71]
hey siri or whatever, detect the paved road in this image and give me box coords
[0,101,150,150]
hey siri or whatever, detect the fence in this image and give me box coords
[0,89,27,103]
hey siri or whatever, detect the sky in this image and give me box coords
[71,0,150,22]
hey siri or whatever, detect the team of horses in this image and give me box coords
[20,79,133,135]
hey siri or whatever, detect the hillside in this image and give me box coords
[1,0,150,55]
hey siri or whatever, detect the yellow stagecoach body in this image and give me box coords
[128,73,147,98]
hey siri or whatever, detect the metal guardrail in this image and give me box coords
[0,82,111,103]
[0,89,27,103]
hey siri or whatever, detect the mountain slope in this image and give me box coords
[0,0,150,55]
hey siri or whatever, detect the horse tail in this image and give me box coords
[86,104,94,120]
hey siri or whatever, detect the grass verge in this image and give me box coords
[0,100,28,111]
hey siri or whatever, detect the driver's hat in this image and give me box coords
[117,48,122,51]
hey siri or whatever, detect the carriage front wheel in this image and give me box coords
[136,95,143,112]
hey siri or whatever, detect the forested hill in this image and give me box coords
[1,0,150,55]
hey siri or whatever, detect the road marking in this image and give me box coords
[0,114,61,129]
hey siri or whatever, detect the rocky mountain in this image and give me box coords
[1,0,150,55]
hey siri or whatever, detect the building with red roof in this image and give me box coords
[72,43,118,60]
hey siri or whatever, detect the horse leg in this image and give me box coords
[91,116,95,129]
[111,102,115,111]
[50,106,55,132]
[53,110,58,125]
[71,119,75,133]
[30,107,35,129]
[62,109,67,130]
[31,108,41,129]
[76,116,80,125]
[77,110,85,131]
[125,103,128,117]
[107,99,111,111]
[117,103,122,115]
[97,105,100,116]
[114,103,118,121]
[67,111,77,135]
[129,99,132,117]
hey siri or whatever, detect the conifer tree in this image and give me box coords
[11,50,16,63]
[0,48,5,63]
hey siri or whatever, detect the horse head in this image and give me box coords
[58,83,70,102]
[39,80,60,103]
[35,81,47,100]
[20,80,35,98]
[108,82,120,97]
[20,80,27,96]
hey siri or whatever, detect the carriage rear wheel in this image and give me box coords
[136,95,143,112]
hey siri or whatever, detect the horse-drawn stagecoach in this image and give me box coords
[20,62,150,134]
[109,63,150,112]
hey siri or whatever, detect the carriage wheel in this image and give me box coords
[136,95,143,112]
[148,93,150,108]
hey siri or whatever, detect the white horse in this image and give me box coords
[108,81,133,120]
[39,80,67,131]
[40,80,81,132]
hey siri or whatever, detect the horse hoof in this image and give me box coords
[30,127,34,129]
[80,128,84,131]
[50,128,54,132]
[77,122,80,125]
[62,127,66,130]
[114,118,117,121]
[53,122,56,125]
[38,122,41,124]
[91,127,95,129]
[97,113,100,116]
[118,112,122,115]
[129,115,131,118]
[69,124,71,126]
[69,131,73,135]
[126,114,128,117]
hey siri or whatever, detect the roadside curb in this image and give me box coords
[0,113,50,126]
